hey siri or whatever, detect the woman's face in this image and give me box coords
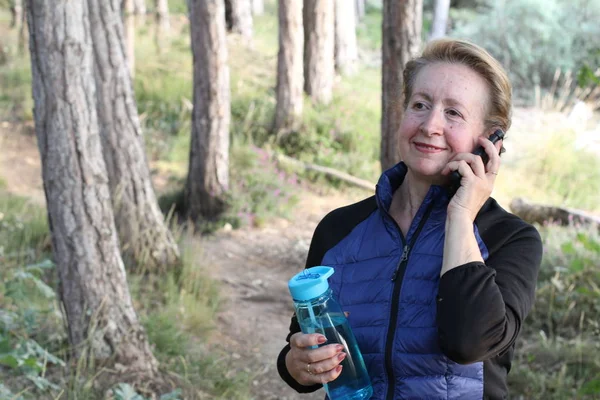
[398,62,491,185]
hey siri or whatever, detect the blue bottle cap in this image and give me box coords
[288,266,335,301]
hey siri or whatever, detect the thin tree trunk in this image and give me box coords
[17,0,27,54]
[10,0,23,30]
[134,0,147,23]
[273,0,303,135]
[228,0,253,39]
[335,0,358,75]
[429,0,450,41]
[88,0,180,270]
[381,0,422,171]
[186,0,231,221]
[123,0,136,77]
[155,0,170,47]
[26,0,158,374]
[355,0,365,23]
[252,0,264,15]
[303,0,334,104]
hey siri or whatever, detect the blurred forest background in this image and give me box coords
[0,0,599,399]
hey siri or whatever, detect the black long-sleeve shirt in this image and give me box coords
[277,196,542,399]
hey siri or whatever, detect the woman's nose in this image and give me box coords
[420,108,444,136]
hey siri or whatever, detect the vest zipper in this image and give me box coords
[384,203,435,400]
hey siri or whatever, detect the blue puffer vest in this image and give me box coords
[322,163,488,400]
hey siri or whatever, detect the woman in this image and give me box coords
[277,39,542,400]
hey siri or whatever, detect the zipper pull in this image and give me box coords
[391,245,410,281]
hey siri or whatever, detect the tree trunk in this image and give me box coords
[355,0,365,22]
[381,0,422,171]
[510,198,600,231]
[273,0,303,135]
[429,0,450,41]
[303,0,335,104]
[25,0,158,374]
[134,0,147,23]
[17,0,27,54]
[123,0,136,78]
[10,0,23,30]
[186,0,231,221]
[155,0,170,37]
[252,0,264,15]
[88,0,180,270]
[334,0,358,75]
[227,0,253,39]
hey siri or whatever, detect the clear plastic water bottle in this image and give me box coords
[288,266,373,400]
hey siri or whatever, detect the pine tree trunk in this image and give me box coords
[303,0,334,104]
[381,0,422,171]
[334,0,358,75]
[26,0,158,374]
[134,0,147,23]
[228,0,253,39]
[186,0,231,221]
[10,0,23,30]
[273,0,303,134]
[355,0,365,22]
[155,0,170,37]
[252,0,264,15]
[429,0,450,41]
[123,0,136,77]
[88,0,180,271]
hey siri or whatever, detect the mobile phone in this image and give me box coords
[446,129,505,197]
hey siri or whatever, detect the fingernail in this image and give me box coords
[338,352,346,361]
[317,336,327,344]
[336,365,343,373]
[335,344,344,352]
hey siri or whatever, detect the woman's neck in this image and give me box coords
[389,171,432,234]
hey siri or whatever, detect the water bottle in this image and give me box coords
[288,266,373,400]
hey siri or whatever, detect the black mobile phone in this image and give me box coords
[446,129,505,197]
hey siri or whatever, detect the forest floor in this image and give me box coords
[0,122,364,399]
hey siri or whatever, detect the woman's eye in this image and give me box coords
[446,109,462,117]
[412,102,426,110]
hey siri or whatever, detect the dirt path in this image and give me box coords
[199,190,364,400]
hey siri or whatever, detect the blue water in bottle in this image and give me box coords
[289,266,373,400]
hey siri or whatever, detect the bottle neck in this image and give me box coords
[294,288,332,305]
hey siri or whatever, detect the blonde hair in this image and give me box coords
[403,39,512,133]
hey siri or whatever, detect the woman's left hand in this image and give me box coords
[442,136,503,221]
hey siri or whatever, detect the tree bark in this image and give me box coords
[355,0,365,22]
[252,0,264,15]
[227,0,253,39]
[186,0,231,221]
[273,0,303,135]
[155,0,170,36]
[88,0,180,270]
[26,0,158,374]
[123,0,136,78]
[429,0,450,41]
[510,198,600,231]
[334,0,358,75]
[10,0,23,30]
[381,0,422,171]
[134,0,147,23]
[303,0,335,104]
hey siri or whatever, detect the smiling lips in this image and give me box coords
[413,141,446,153]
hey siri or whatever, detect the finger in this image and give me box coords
[304,343,345,364]
[312,363,344,385]
[478,136,502,175]
[306,351,347,376]
[443,155,483,177]
[290,333,327,349]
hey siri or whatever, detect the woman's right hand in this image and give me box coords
[285,332,346,386]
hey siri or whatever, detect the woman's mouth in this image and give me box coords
[413,142,446,153]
